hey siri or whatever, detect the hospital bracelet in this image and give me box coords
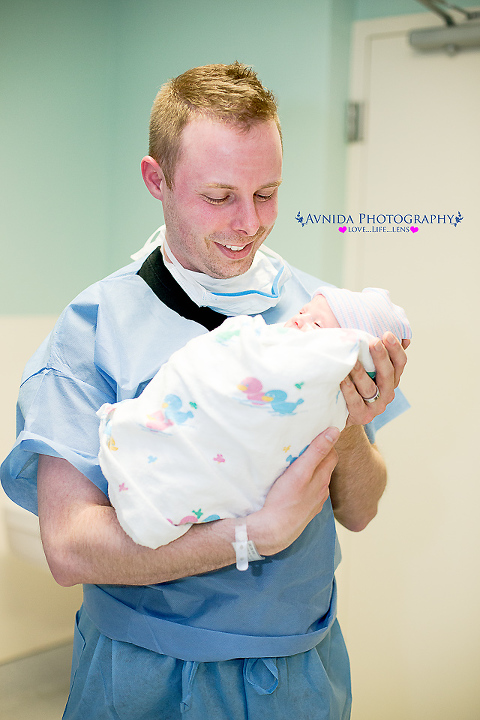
[232,524,265,571]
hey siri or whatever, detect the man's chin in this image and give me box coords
[209,260,255,280]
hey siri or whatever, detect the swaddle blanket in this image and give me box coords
[97,315,375,549]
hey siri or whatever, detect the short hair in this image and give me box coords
[148,61,281,188]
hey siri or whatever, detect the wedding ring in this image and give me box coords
[362,386,380,404]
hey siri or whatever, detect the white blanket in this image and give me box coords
[98,315,375,549]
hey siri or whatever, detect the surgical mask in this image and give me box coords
[131,226,291,316]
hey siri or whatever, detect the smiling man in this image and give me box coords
[142,117,282,277]
[1,63,407,720]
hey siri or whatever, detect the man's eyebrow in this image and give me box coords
[204,180,283,190]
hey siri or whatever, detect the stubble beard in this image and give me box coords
[203,227,270,278]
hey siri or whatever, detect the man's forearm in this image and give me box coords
[38,432,338,587]
[54,503,243,587]
[329,425,387,532]
[37,455,246,586]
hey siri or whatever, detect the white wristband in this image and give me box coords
[232,524,265,571]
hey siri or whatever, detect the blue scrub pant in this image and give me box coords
[63,605,351,720]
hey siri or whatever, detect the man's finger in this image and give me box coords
[290,427,340,473]
[382,332,408,387]
[349,360,378,402]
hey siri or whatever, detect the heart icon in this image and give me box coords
[338,226,347,233]
[410,226,419,233]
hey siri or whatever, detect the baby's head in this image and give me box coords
[285,295,340,331]
[285,287,412,340]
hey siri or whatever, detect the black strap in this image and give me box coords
[137,247,228,331]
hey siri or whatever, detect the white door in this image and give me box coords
[338,13,480,720]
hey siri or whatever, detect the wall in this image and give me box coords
[108,0,351,279]
[0,0,355,540]
[1,0,355,321]
[0,0,354,657]
[0,0,115,314]
[341,9,480,719]
[354,0,423,20]
[5,0,477,313]
[355,0,480,20]
[2,0,477,705]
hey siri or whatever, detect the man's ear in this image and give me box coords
[141,156,166,201]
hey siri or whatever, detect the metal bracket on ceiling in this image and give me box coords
[411,1,480,53]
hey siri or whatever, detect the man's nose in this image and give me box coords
[232,199,261,237]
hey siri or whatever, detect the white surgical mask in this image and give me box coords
[131,226,291,316]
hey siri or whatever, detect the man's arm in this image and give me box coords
[329,426,386,531]
[37,428,339,587]
[38,333,407,585]
[329,332,407,531]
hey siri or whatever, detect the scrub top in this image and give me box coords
[0,249,409,719]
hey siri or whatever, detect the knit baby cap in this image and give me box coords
[314,287,412,340]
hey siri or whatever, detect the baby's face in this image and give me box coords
[285,294,340,331]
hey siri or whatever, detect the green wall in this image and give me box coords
[354,0,480,20]
[3,0,478,314]
[354,0,421,19]
[0,0,115,314]
[1,0,355,313]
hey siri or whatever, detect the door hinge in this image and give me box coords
[346,101,364,143]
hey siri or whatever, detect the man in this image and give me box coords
[1,63,407,719]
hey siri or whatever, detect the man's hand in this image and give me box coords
[253,427,340,555]
[341,331,408,427]
[330,331,407,530]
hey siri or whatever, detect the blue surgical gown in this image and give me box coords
[0,256,409,719]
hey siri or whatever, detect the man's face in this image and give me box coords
[160,117,283,278]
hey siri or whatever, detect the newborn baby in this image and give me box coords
[98,287,411,549]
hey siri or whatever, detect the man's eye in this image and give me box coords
[204,196,228,204]
[255,192,275,201]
